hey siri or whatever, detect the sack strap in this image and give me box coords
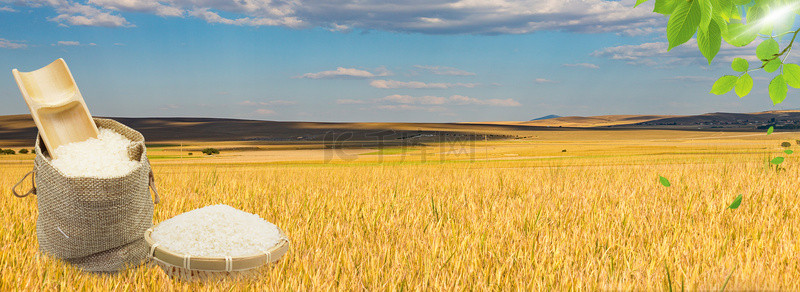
[149,170,160,204]
[12,170,36,198]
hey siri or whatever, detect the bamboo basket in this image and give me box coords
[144,227,290,281]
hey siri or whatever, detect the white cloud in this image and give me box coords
[592,39,760,66]
[48,1,133,27]
[239,100,297,106]
[327,23,351,32]
[336,99,367,104]
[17,0,664,35]
[446,95,521,106]
[297,67,390,79]
[563,63,599,69]
[0,6,17,12]
[413,65,475,76]
[370,79,478,89]
[255,108,276,115]
[88,0,183,17]
[190,8,302,27]
[339,94,521,107]
[376,104,447,112]
[55,41,96,46]
[533,78,557,83]
[0,38,27,49]
[57,41,80,46]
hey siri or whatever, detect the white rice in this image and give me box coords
[51,128,138,178]
[150,204,283,257]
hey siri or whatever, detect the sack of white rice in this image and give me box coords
[145,204,290,281]
[12,118,159,272]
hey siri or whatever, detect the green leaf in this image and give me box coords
[719,0,735,21]
[733,0,750,4]
[731,58,749,72]
[785,149,794,155]
[698,0,713,32]
[783,63,800,88]
[748,5,771,35]
[710,75,738,95]
[727,194,742,210]
[767,126,774,135]
[771,156,785,165]
[735,73,753,97]
[769,75,788,105]
[723,22,757,47]
[635,0,650,7]
[659,176,671,187]
[654,0,678,15]
[698,20,722,63]
[712,13,728,36]
[667,0,701,50]
[756,38,779,60]
[764,58,782,73]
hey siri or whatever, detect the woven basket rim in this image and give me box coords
[144,225,290,272]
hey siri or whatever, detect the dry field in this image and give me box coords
[3,129,800,290]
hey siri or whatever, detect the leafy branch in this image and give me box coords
[635,0,800,104]
[762,27,800,66]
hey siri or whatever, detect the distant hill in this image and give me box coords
[530,115,561,121]
[631,111,800,129]
[470,110,800,129]
[0,115,540,146]
[2,110,799,147]
[519,114,681,127]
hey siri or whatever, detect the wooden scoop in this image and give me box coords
[12,58,98,158]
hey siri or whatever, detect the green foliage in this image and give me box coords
[756,39,779,60]
[698,19,722,63]
[784,149,794,154]
[666,0,702,50]
[1,149,16,155]
[769,75,788,105]
[202,148,220,155]
[727,194,742,210]
[18,149,28,154]
[723,22,758,47]
[782,142,792,148]
[711,75,737,95]
[659,176,671,187]
[664,262,673,292]
[735,74,753,97]
[771,156,785,165]
[637,0,800,103]
[731,58,748,72]
[767,126,774,135]
[783,64,800,88]
[763,58,782,73]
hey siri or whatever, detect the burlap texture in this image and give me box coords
[33,118,155,272]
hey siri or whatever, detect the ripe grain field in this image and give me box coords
[2,132,800,290]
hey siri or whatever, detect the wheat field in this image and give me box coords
[2,131,800,290]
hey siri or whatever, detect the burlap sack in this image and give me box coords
[12,118,159,272]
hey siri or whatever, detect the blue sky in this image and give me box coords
[0,0,796,122]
